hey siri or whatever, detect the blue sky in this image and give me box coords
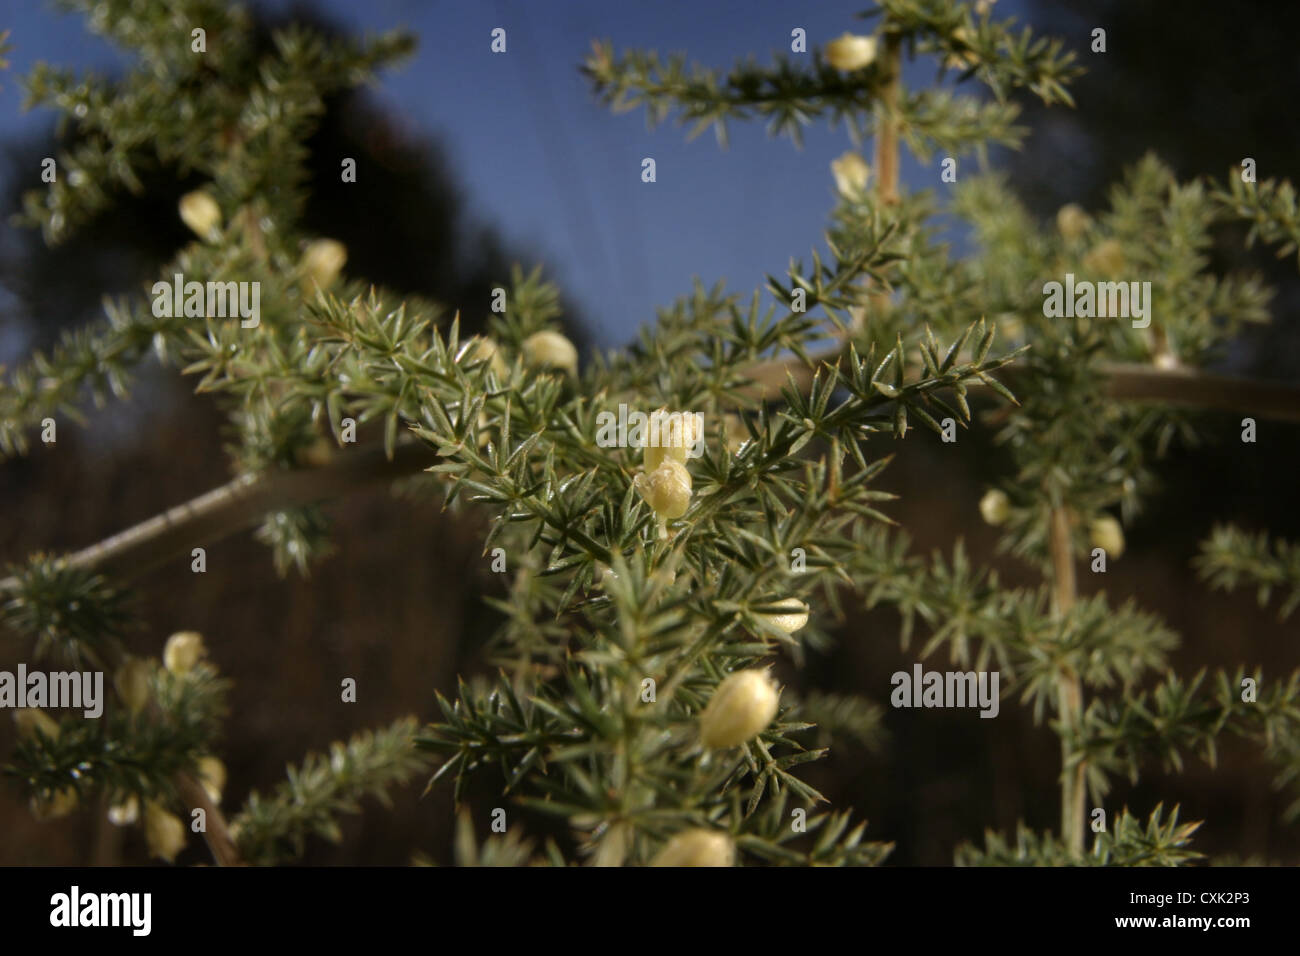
[0,0,1033,347]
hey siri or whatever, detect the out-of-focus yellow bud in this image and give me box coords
[300,239,347,293]
[115,657,153,715]
[108,794,140,826]
[197,756,226,804]
[1089,516,1126,559]
[699,669,780,749]
[30,787,79,821]
[945,27,979,70]
[644,408,701,472]
[826,33,877,71]
[466,336,509,379]
[650,828,735,867]
[634,459,692,521]
[831,151,870,196]
[980,489,1011,525]
[521,330,578,376]
[761,598,809,635]
[721,414,751,454]
[1083,239,1126,277]
[13,707,60,741]
[144,803,187,863]
[179,190,222,241]
[1056,204,1092,242]
[163,631,206,676]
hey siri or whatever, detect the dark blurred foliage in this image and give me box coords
[1,1,1297,865]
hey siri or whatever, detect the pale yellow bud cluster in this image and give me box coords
[13,707,60,741]
[466,335,509,378]
[721,413,751,454]
[945,27,979,70]
[197,756,227,804]
[144,802,187,862]
[831,151,870,197]
[699,669,780,749]
[826,33,877,71]
[643,407,699,472]
[634,458,692,521]
[522,330,578,376]
[108,795,140,826]
[164,631,206,675]
[300,239,348,294]
[30,787,79,821]
[650,828,734,867]
[179,190,222,241]
[1082,239,1125,278]
[115,657,153,715]
[1056,204,1092,242]
[761,598,809,635]
[979,489,1011,525]
[1089,515,1126,558]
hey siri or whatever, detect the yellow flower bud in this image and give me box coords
[826,33,877,71]
[721,414,751,454]
[699,669,780,749]
[30,787,79,821]
[163,631,206,676]
[650,828,734,867]
[1082,238,1125,277]
[831,151,870,196]
[115,657,153,715]
[1089,516,1126,559]
[761,598,809,635]
[466,336,508,379]
[108,794,139,826]
[13,707,60,741]
[178,190,222,240]
[1056,203,1091,242]
[197,756,226,804]
[144,802,187,862]
[634,459,692,520]
[944,27,979,70]
[644,408,701,472]
[979,489,1011,525]
[300,238,348,293]
[521,330,578,376]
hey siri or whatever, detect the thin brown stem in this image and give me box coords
[738,343,1300,421]
[874,34,903,207]
[174,770,242,867]
[1048,506,1085,856]
[0,438,436,590]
